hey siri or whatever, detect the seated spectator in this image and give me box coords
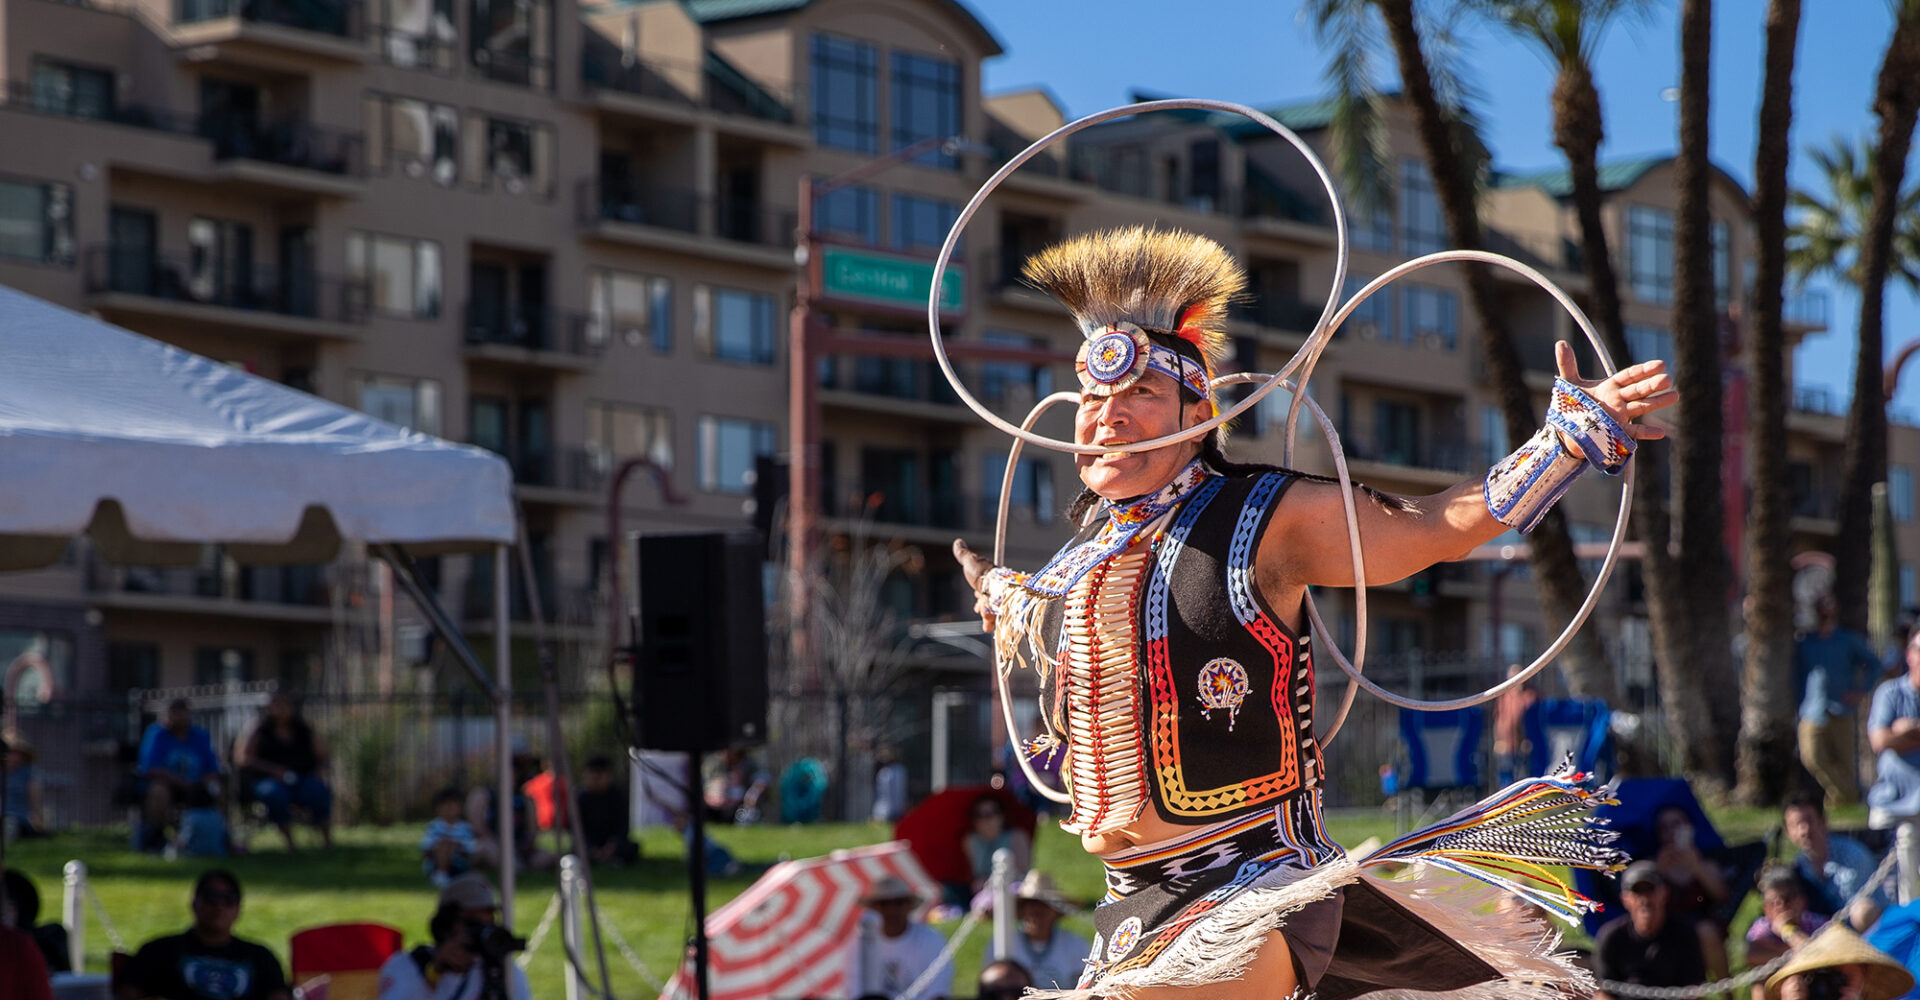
[235,692,333,851]
[1749,866,1831,992]
[842,876,948,1000]
[4,869,71,974]
[376,888,531,1000]
[465,745,555,873]
[135,700,223,854]
[703,747,769,825]
[0,909,52,1000]
[962,795,1030,901]
[976,960,1033,1000]
[985,872,1088,991]
[422,788,478,888]
[578,755,638,867]
[1785,790,1890,929]
[1595,861,1709,1000]
[1765,925,1914,1000]
[4,730,46,838]
[1654,805,1732,982]
[115,869,290,1000]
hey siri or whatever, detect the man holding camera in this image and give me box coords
[377,876,530,1000]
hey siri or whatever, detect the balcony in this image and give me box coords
[203,117,365,195]
[1231,297,1319,336]
[1790,485,1840,536]
[471,44,553,89]
[1785,287,1830,330]
[1342,433,1488,487]
[172,0,366,65]
[83,245,368,340]
[579,178,794,269]
[819,355,972,423]
[86,554,335,623]
[580,48,802,138]
[462,304,602,373]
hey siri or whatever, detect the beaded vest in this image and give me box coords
[1030,471,1317,834]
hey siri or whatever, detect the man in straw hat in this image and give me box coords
[986,871,1089,990]
[842,874,949,1000]
[955,226,1676,999]
[1767,926,1914,1000]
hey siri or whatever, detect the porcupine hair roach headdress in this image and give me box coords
[1021,226,1243,409]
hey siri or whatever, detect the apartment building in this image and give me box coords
[0,0,1907,722]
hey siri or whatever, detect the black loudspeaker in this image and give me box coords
[632,531,769,752]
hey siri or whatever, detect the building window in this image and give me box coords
[890,50,961,169]
[586,400,673,473]
[1480,404,1506,461]
[1894,465,1915,524]
[1402,285,1458,349]
[1341,275,1392,340]
[816,183,879,244]
[587,268,671,353]
[186,217,254,305]
[347,231,442,318]
[485,116,554,196]
[107,641,160,693]
[1349,200,1394,253]
[32,59,114,120]
[1628,205,1674,305]
[1711,219,1732,309]
[353,372,443,435]
[694,285,777,365]
[698,416,776,494]
[1398,158,1446,256]
[1375,399,1421,466]
[366,94,458,185]
[194,646,255,686]
[469,0,550,87]
[892,194,961,253]
[1626,324,1674,364]
[979,330,1053,407]
[980,452,1055,525]
[811,33,877,153]
[375,0,457,70]
[0,178,74,266]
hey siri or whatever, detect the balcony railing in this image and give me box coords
[1792,487,1840,521]
[204,117,362,176]
[1343,433,1488,474]
[824,477,970,531]
[580,48,799,123]
[581,178,796,249]
[462,302,602,358]
[1786,287,1830,327]
[1793,386,1846,417]
[1232,297,1319,333]
[86,554,332,608]
[175,0,363,38]
[84,245,369,325]
[470,45,553,88]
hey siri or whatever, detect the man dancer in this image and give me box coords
[956,227,1674,1000]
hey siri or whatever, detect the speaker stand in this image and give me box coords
[686,749,712,1000]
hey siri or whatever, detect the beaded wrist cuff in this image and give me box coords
[981,566,1028,616]
[1547,377,1636,474]
[1484,425,1587,532]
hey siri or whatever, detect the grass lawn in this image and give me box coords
[5,800,1847,998]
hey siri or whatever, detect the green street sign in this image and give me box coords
[821,245,965,314]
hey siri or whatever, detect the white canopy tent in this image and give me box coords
[0,286,529,921]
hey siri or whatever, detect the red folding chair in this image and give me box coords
[290,923,403,1000]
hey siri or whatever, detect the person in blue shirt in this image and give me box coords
[1783,790,1890,929]
[136,700,224,853]
[1800,594,1883,806]
[1869,632,1920,906]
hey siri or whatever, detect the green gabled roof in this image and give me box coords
[1119,91,1358,140]
[681,0,1003,54]
[1492,155,1670,197]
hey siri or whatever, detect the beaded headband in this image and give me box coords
[1076,321,1213,400]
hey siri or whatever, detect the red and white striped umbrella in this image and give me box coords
[659,841,942,1000]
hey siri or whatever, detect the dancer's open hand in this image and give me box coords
[1555,340,1677,441]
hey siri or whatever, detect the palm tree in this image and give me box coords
[1737,0,1804,805]
[1829,2,1920,635]
[1309,0,1621,705]
[1787,138,1920,290]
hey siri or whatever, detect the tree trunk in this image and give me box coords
[1835,5,1920,634]
[1375,0,1618,703]
[1664,0,1739,788]
[1735,0,1804,806]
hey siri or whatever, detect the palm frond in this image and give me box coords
[1307,0,1394,216]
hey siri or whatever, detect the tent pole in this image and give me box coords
[370,545,502,703]
[496,543,515,929]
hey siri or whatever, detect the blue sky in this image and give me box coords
[970,0,1914,417]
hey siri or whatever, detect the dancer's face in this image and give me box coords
[1074,371,1209,501]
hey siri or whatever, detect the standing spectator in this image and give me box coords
[963,795,1030,900]
[842,876,948,1000]
[115,870,290,1000]
[421,788,478,888]
[975,960,1034,1000]
[4,730,46,837]
[375,892,531,1000]
[1869,631,1920,904]
[872,747,908,824]
[1784,790,1890,928]
[1800,594,1882,806]
[985,872,1089,990]
[136,700,223,853]
[703,747,769,825]
[577,755,638,867]
[1594,861,1709,1000]
[235,692,333,851]
[1747,867,1830,979]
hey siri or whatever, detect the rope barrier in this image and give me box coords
[516,891,562,969]
[81,877,126,953]
[591,899,667,994]
[892,909,983,1000]
[1591,848,1902,999]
